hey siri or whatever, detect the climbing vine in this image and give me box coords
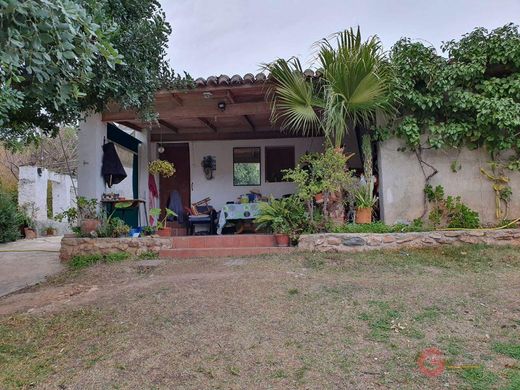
[376,23,520,219]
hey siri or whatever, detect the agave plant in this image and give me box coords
[264,27,395,147]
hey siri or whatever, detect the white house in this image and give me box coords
[77,72,364,230]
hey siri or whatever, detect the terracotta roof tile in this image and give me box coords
[193,70,319,88]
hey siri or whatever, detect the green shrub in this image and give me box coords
[255,196,307,239]
[332,220,427,234]
[425,185,480,229]
[69,251,130,269]
[138,251,158,260]
[0,191,21,243]
[69,254,103,269]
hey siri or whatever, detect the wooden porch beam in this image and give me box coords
[158,119,179,133]
[117,121,142,131]
[171,93,183,106]
[243,115,255,131]
[226,90,236,104]
[151,130,304,142]
[198,117,217,132]
[102,102,270,122]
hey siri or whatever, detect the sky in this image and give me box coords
[160,0,520,79]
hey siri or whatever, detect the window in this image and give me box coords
[233,147,261,186]
[265,146,295,182]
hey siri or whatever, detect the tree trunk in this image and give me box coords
[328,191,345,225]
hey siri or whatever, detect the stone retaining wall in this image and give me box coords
[298,229,520,252]
[60,237,172,262]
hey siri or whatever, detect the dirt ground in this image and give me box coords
[1,245,520,389]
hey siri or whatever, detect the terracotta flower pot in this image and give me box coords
[314,193,324,204]
[80,219,100,235]
[157,227,172,237]
[355,207,372,224]
[274,233,290,247]
[24,227,37,239]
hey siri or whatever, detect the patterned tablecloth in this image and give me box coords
[217,203,262,234]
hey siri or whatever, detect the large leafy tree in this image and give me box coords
[0,0,186,147]
[264,28,395,147]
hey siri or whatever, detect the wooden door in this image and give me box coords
[160,143,190,211]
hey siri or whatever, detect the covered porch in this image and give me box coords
[78,72,364,238]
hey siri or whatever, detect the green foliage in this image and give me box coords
[148,160,176,178]
[283,148,354,222]
[95,217,130,238]
[379,24,520,165]
[138,251,159,260]
[332,220,426,234]
[69,254,103,269]
[55,197,98,227]
[424,185,480,228]
[141,226,157,236]
[0,0,121,145]
[361,134,373,179]
[493,343,520,360]
[255,196,307,239]
[69,251,129,269]
[149,207,176,229]
[233,163,260,186]
[354,180,378,208]
[459,367,499,390]
[264,27,395,147]
[0,0,191,147]
[0,191,21,243]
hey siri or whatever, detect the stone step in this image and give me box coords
[159,246,294,259]
[171,234,277,249]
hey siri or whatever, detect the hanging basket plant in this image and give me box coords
[149,159,176,178]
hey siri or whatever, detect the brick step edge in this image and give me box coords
[159,246,294,259]
[172,235,277,248]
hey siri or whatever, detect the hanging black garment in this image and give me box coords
[102,142,127,187]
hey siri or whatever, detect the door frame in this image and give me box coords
[157,141,191,210]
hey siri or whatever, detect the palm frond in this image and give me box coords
[264,27,395,146]
[262,58,323,136]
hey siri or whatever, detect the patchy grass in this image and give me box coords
[0,309,123,389]
[137,251,159,260]
[1,244,520,388]
[493,343,520,360]
[69,252,130,269]
[459,367,499,390]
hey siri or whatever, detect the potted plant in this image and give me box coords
[354,181,378,224]
[272,218,291,247]
[255,197,306,246]
[18,204,37,239]
[142,225,157,236]
[149,207,177,236]
[44,226,56,236]
[75,197,100,234]
[148,160,176,178]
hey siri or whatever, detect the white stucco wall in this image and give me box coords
[187,137,325,209]
[378,138,520,225]
[78,115,149,223]
[18,166,77,234]
[78,113,106,201]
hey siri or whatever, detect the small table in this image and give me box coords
[101,199,148,227]
[217,203,262,234]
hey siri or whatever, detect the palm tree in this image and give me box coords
[264,27,394,147]
[264,27,395,222]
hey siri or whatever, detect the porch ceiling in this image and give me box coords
[102,71,322,141]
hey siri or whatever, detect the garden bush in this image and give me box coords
[0,191,21,243]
